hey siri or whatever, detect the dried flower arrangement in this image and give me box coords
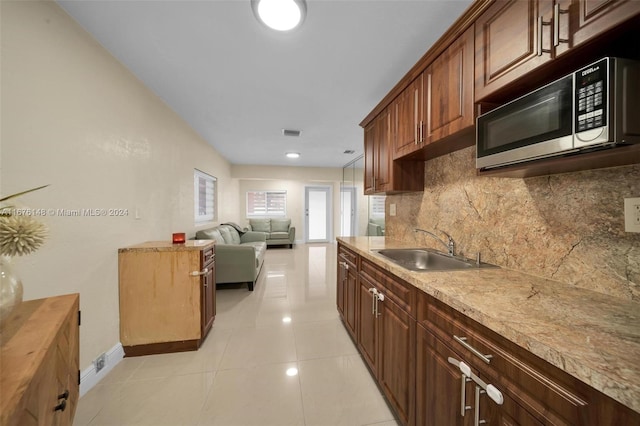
[0,185,49,257]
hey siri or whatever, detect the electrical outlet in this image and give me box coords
[94,353,106,373]
[389,204,397,216]
[624,197,640,233]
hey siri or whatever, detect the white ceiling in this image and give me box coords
[57,0,473,168]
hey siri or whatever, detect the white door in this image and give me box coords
[340,187,356,237]
[305,186,331,243]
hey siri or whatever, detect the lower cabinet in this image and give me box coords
[118,240,216,356]
[336,244,640,426]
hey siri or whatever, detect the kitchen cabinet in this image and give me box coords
[118,240,216,356]
[423,26,475,149]
[475,0,640,100]
[337,244,358,340]
[358,258,417,426]
[364,108,424,194]
[1,294,80,426]
[416,289,640,425]
[393,27,475,161]
[475,0,556,101]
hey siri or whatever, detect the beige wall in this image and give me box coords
[1,0,238,368]
[386,146,640,301]
[232,165,344,241]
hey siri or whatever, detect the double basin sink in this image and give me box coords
[373,248,498,272]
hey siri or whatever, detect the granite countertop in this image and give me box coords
[118,240,215,253]
[337,236,640,414]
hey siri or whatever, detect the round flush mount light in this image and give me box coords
[286,152,300,159]
[251,0,307,32]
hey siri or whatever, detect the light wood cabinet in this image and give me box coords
[1,294,80,426]
[118,240,216,356]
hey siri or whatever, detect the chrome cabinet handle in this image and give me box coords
[460,374,472,416]
[190,267,209,277]
[375,291,384,317]
[554,3,569,47]
[368,288,377,315]
[474,385,486,426]
[453,335,493,364]
[537,15,552,56]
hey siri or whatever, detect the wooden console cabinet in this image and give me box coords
[118,240,215,356]
[0,294,80,426]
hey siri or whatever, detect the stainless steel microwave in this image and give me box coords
[476,57,640,170]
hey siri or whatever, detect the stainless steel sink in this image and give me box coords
[372,248,498,272]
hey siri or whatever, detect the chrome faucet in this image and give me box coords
[414,228,455,256]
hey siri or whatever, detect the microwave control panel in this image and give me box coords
[575,58,608,133]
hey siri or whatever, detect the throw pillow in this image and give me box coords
[249,219,271,233]
[271,219,291,232]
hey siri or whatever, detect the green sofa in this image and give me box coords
[195,224,266,291]
[248,218,295,248]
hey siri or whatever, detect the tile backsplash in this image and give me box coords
[386,146,640,301]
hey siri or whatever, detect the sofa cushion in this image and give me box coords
[271,218,290,232]
[269,231,290,240]
[218,226,234,244]
[249,219,271,233]
[196,228,226,244]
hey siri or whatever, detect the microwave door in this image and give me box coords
[477,74,574,169]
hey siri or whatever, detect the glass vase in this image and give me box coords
[0,256,24,322]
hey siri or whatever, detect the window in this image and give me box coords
[369,195,385,218]
[246,190,287,217]
[194,169,216,223]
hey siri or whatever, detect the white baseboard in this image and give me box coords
[79,342,125,397]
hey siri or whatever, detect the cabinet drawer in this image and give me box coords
[338,245,358,269]
[360,258,416,317]
[202,247,215,266]
[417,291,588,425]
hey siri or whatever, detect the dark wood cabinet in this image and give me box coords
[201,246,216,339]
[364,108,424,195]
[357,272,379,375]
[393,75,425,159]
[424,26,475,147]
[337,244,358,340]
[475,0,640,100]
[475,0,555,101]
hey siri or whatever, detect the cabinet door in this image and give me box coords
[378,295,416,426]
[475,0,554,101]
[425,26,475,142]
[357,274,378,375]
[201,259,215,339]
[569,0,640,49]
[337,258,346,317]
[53,300,80,425]
[394,76,424,159]
[375,108,393,192]
[364,122,376,194]
[345,266,358,339]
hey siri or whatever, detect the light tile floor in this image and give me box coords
[74,243,399,426]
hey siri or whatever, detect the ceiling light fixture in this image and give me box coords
[286,152,300,159]
[251,0,307,32]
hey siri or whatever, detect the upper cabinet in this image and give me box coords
[475,0,640,101]
[424,26,475,147]
[393,26,476,161]
[475,0,556,101]
[365,107,424,195]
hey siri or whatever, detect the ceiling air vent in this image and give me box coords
[344,150,355,154]
[282,129,301,137]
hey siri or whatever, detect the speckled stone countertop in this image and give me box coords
[118,240,215,253]
[337,236,640,414]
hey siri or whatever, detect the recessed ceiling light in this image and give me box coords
[286,367,299,377]
[251,0,307,32]
[286,152,300,159]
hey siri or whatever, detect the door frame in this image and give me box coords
[304,185,332,243]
